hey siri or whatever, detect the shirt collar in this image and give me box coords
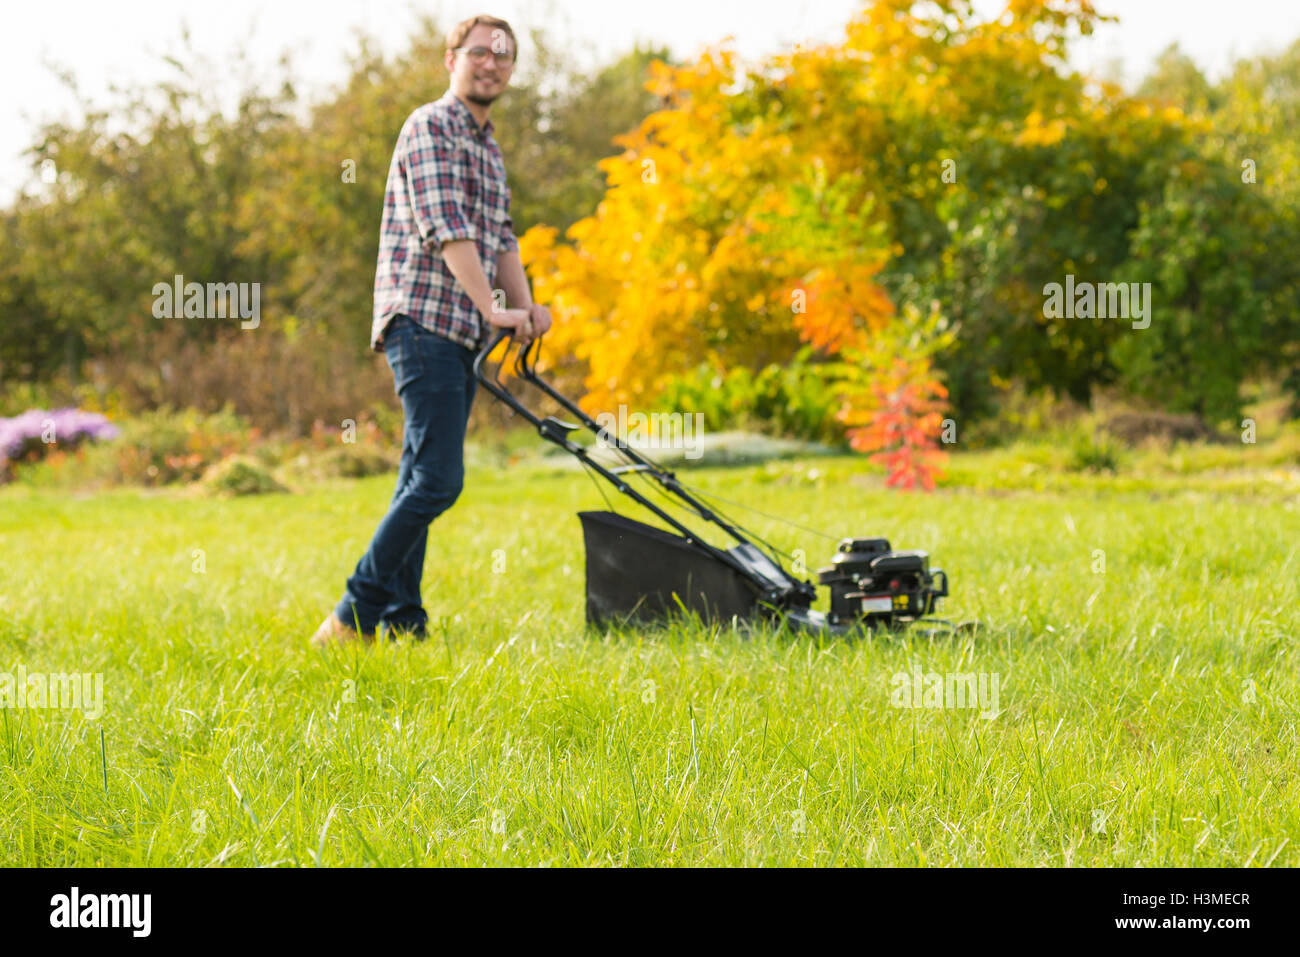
[440,91,494,139]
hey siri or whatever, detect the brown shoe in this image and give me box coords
[310,613,376,648]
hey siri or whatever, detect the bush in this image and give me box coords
[1102,410,1221,446]
[199,455,287,496]
[269,413,400,483]
[959,383,1087,449]
[84,324,394,437]
[278,444,398,483]
[315,444,398,478]
[1067,430,1123,473]
[93,405,253,485]
[5,405,408,490]
[658,348,844,444]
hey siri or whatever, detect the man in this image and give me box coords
[311,13,551,647]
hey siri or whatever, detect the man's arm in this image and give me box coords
[442,240,533,342]
[495,249,531,309]
[496,248,552,336]
[495,201,552,335]
[442,240,503,319]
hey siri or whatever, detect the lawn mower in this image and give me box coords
[473,329,951,635]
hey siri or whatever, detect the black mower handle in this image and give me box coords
[475,328,680,468]
[472,327,543,426]
[470,325,814,598]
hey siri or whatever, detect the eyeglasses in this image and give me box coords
[454,46,515,66]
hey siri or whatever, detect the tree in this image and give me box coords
[0,15,666,427]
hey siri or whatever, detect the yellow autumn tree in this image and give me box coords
[519,39,900,413]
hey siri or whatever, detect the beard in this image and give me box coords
[462,74,503,107]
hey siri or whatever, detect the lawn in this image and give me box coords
[1,450,1297,866]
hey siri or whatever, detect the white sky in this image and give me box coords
[3,0,1299,202]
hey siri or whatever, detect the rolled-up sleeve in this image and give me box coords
[402,118,477,250]
[500,206,519,254]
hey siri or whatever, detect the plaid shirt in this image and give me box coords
[371,92,519,353]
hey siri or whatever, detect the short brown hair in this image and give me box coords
[446,14,517,63]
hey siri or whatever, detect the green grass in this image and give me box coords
[1,451,1297,866]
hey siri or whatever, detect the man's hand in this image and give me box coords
[485,306,538,344]
[484,304,551,345]
[528,303,552,337]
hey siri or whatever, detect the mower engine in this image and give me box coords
[818,538,948,626]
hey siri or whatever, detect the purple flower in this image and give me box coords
[0,407,120,464]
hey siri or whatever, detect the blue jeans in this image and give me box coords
[334,315,477,637]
